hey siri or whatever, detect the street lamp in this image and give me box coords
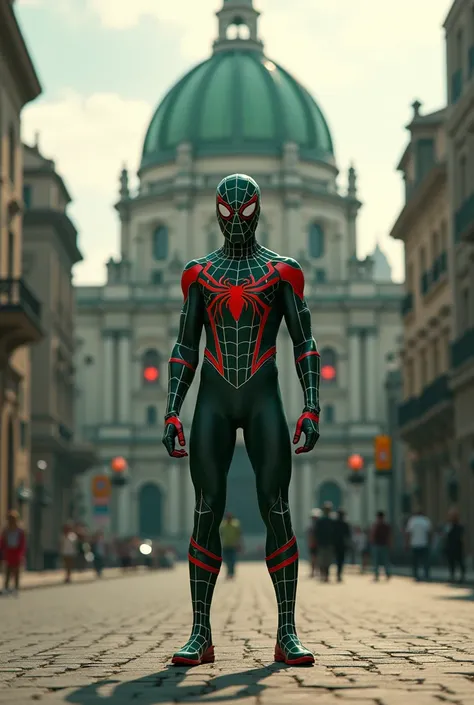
[347,454,365,526]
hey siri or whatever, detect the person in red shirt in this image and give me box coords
[370,511,391,581]
[0,510,26,595]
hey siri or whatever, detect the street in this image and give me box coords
[1,563,474,704]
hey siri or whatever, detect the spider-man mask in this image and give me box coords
[216,174,261,245]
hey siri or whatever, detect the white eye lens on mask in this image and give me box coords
[241,202,256,217]
[218,203,231,218]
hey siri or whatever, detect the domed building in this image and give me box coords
[75,0,402,548]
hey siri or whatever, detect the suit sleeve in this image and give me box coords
[165,261,204,418]
[276,260,320,414]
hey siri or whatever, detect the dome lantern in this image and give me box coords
[213,0,263,54]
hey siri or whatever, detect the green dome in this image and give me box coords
[140,51,334,170]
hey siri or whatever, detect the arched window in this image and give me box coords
[142,348,160,385]
[317,481,342,511]
[152,225,168,260]
[308,222,325,259]
[323,404,335,424]
[320,347,337,384]
[146,405,157,425]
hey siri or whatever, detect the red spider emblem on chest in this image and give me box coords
[199,261,280,380]
[200,262,278,322]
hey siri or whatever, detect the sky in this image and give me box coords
[16,0,451,284]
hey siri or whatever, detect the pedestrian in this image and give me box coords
[315,502,334,582]
[60,522,77,583]
[370,511,392,581]
[0,510,26,595]
[444,509,465,583]
[307,509,321,578]
[333,509,351,582]
[405,508,432,581]
[91,530,106,578]
[220,513,241,579]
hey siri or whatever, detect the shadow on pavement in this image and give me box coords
[65,663,294,704]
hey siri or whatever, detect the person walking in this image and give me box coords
[370,511,392,581]
[444,509,465,583]
[0,510,26,595]
[91,530,106,578]
[333,509,351,582]
[315,502,334,582]
[220,513,241,579]
[405,508,432,581]
[60,523,77,583]
[307,509,320,578]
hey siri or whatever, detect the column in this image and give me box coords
[118,334,131,423]
[167,464,181,536]
[350,485,363,526]
[117,484,130,537]
[349,332,361,421]
[102,335,115,423]
[365,332,378,421]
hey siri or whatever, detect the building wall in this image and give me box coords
[0,50,31,527]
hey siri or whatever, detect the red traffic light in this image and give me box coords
[111,456,127,473]
[347,454,364,472]
[143,366,159,382]
[321,364,336,381]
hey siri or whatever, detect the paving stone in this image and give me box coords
[0,564,474,703]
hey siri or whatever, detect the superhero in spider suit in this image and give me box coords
[162,174,320,667]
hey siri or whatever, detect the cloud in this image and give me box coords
[22,90,152,192]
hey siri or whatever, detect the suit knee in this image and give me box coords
[192,492,225,539]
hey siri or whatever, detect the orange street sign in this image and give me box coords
[374,435,392,471]
[91,475,111,499]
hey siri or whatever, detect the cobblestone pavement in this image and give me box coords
[1,563,474,705]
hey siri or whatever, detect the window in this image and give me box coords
[415,139,435,181]
[431,230,440,261]
[432,337,439,378]
[20,421,28,449]
[152,225,168,260]
[8,231,15,277]
[23,185,32,210]
[308,222,325,259]
[419,348,427,390]
[8,124,15,184]
[146,405,157,425]
[459,154,467,203]
[324,404,335,424]
[456,28,464,70]
[142,348,160,385]
[320,347,337,384]
[406,358,414,397]
[314,269,326,283]
[462,288,470,331]
[151,270,163,285]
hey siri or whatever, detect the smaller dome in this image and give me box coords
[372,243,392,282]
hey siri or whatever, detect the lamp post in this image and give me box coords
[347,454,365,526]
[32,460,51,570]
[110,457,129,538]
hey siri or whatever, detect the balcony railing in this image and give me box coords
[0,278,41,322]
[469,45,474,78]
[454,193,474,243]
[451,68,462,103]
[398,374,452,428]
[451,327,474,369]
[401,292,413,316]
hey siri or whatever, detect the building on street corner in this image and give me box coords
[0,0,43,530]
[444,0,474,555]
[391,0,474,557]
[21,141,97,569]
[75,0,402,548]
[390,101,454,532]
